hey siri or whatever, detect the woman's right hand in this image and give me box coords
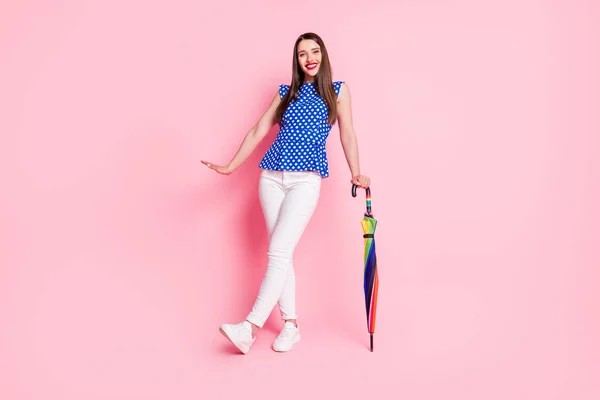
[201,160,233,175]
[200,90,280,178]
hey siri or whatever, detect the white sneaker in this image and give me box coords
[272,321,301,352]
[219,321,255,354]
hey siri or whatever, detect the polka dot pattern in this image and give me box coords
[259,81,344,178]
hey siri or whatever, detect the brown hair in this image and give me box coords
[275,32,338,125]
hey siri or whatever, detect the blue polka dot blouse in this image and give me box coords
[259,81,344,178]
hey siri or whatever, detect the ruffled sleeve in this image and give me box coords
[333,81,344,98]
[279,84,290,99]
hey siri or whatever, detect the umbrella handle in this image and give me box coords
[352,184,372,215]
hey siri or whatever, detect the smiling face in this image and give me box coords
[296,39,322,82]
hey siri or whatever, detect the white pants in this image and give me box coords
[246,169,322,328]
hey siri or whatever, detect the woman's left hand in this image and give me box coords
[351,175,370,189]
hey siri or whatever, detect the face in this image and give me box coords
[296,39,322,80]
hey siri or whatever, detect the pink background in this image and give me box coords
[1,1,599,399]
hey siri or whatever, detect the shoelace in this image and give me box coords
[237,323,252,337]
[278,326,296,339]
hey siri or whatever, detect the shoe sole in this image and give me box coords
[219,326,250,354]
[272,334,301,352]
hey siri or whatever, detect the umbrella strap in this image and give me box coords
[363,234,374,238]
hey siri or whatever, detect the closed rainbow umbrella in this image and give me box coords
[352,184,379,352]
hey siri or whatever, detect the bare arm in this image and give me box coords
[337,83,370,188]
[202,90,281,174]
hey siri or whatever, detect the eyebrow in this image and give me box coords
[297,47,321,54]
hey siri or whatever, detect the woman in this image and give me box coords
[202,32,370,354]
